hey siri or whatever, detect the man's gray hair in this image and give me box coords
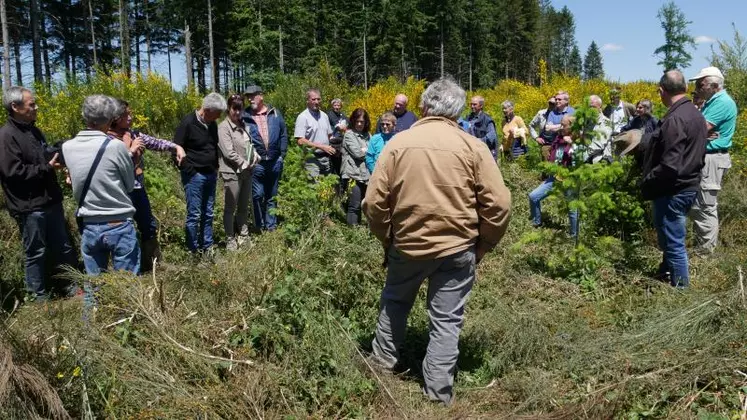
[331,98,342,106]
[3,86,31,114]
[501,100,513,108]
[82,95,118,126]
[589,95,603,108]
[420,78,466,120]
[306,88,321,99]
[202,92,227,112]
[660,70,687,95]
[702,75,724,89]
[557,90,570,100]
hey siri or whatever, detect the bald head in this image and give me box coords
[393,94,408,116]
[660,70,687,95]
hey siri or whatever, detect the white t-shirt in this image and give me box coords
[294,108,333,146]
[611,103,627,133]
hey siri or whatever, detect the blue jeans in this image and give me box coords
[181,171,217,251]
[528,177,579,237]
[130,187,158,241]
[80,219,140,275]
[252,159,283,231]
[14,203,78,300]
[653,190,697,288]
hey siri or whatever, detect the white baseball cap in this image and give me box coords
[689,66,724,81]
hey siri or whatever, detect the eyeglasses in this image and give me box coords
[381,123,394,127]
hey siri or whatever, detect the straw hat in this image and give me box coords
[613,129,643,157]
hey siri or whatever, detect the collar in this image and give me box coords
[226,118,244,131]
[703,89,726,108]
[412,116,459,129]
[195,110,208,128]
[8,116,35,130]
[76,129,109,138]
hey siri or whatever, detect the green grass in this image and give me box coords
[1,153,747,419]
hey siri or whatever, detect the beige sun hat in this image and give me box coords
[613,129,643,157]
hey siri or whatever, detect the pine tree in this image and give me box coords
[654,1,695,71]
[583,41,604,80]
[568,44,582,77]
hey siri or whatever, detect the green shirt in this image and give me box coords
[701,89,738,151]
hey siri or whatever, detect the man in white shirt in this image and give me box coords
[294,89,334,178]
[603,87,635,135]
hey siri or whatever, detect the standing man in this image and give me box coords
[536,91,574,161]
[327,98,348,179]
[375,93,418,134]
[363,78,512,405]
[465,96,498,159]
[243,85,288,232]
[294,88,335,178]
[641,70,707,288]
[688,67,738,255]
[603,87,636,135]
[64,95,139,277]
[0,86,78,301]
[174,93,227,254]
[587,95,613,163]
[529,96,555,160]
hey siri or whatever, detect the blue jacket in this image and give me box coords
[365,132,394,173]
[243,106,288,161]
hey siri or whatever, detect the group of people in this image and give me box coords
[0,63,737,406]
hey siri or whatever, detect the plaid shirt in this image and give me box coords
[253,109,270,150]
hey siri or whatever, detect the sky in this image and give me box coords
[553,0,747,82]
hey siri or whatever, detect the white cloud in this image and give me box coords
[695,36,716,44]
[602,43,624,52]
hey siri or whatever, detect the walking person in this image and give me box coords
[0,86,79,301]
[108,99,186,272]
[219,94,259,250]
[642,70,708,288]
[243,85,288,232]
[363,78,512,405]
[174,93,227,255]
[63,95,140,282]
[340,108,371,225]
[688,67,738,256]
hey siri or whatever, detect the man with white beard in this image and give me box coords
[243,85,289,232]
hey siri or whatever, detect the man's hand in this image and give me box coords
[48,153,61,169]
[174,145,186,165]
[319,144,336,155]
[707,130,720,140]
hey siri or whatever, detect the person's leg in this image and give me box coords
[16,210,48,300]
[346,180,363,225]
[652,196,670,277]
[236,170,253,237]
[304,156,321,179]
[45,203,80,295]
[201,172,217,250]
[80,224,108,307]
[222,173,240,243]
[266,158,283,231]
[252,162,267,231]
[130,187,159,272]
[662,191,697,288]
[528,178,554,227]
[181,171,202,252]
[422,248,476,405]
[690,154,730,254]
[109,220,141,274]
[372,247,437,369]
[565,189,579,237]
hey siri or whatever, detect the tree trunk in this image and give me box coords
[144,0,151,73]
[0,0,10,89]
[88,0,97,68]
[13,36,21,85]
[30,0,43,83]
[135,34,141,74]
[41,14,51,87]
[119,0,130,77]
[278,25,284,72]
[184,21,193,92]
[207,0,217,91]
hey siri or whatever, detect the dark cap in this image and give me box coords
[244,85,263,95]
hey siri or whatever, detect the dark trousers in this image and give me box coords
[252,158,283,231]
[14,202,78,300]
[130,187,158,241]
[345,179,367,225]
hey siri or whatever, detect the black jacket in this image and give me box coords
[174,111,219,176]
[0,118,63,216]
[641,98,707,200]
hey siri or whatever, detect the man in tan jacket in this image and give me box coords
[363,77,512,405]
